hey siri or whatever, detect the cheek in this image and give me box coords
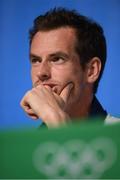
[56,65,85,98]
[52,66,72,83]
[52,65,82,86]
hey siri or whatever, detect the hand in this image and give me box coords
[20,83,73,127]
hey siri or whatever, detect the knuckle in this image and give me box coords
[26,90,33,97]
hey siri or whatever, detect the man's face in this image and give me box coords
[30,27,88,110]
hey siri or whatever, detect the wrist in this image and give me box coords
[40,108,70,128]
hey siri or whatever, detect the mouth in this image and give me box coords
[42,83,58,93]
[34,81,74,95]
[43,83,56,88]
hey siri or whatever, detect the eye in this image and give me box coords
[30,58,41,65]
[51,56,65,64]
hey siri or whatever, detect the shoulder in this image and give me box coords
[105,114,120,124]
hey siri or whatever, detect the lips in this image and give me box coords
[34,81,73,95]
[42,83,57,88]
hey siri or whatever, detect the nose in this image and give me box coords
[37,61,51,82]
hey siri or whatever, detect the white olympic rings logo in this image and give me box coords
[33,137,117,178]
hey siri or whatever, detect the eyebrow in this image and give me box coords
[30,51,69,61]
[49,51,69,59]
[29,54,42,62]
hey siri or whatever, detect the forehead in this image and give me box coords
[30,27,77,55]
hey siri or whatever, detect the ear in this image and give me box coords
[86,57,101,83]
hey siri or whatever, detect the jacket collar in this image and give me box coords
[89,96,107,120]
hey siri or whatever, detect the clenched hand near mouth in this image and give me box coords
[20,83,73,127]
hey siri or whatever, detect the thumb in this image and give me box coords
[60,83,73,103]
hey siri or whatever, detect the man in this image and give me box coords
[20,8,119,128]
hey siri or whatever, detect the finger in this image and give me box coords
[25,107,34,114]
[53,92,65,108]
[27,113,39,120]
[24,107,39,119]
[44,85,52,91]
[60,83,73,103]
[20,98,30,112]
[20,98,39,119]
